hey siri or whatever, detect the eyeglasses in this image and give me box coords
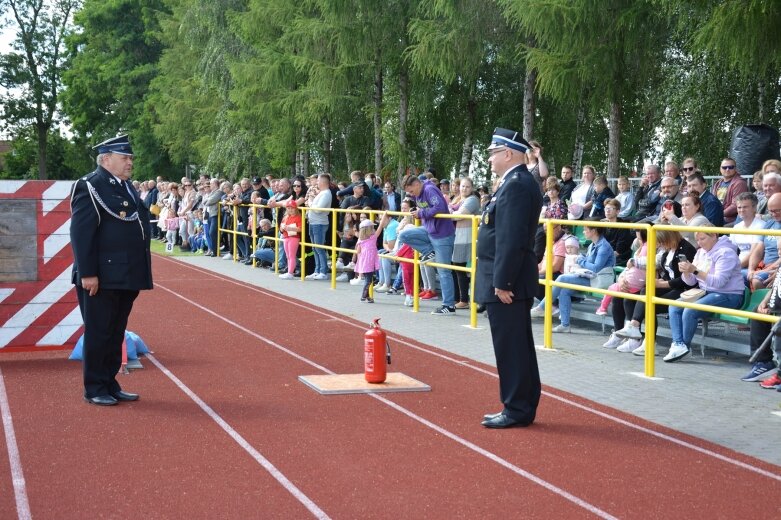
[184,184,192,187]
[721,165,736,170]
[769,209,781,215]
[682,167,695,172]
[488,147,506,156]
[293,184,302,188]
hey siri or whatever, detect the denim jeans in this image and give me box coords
[669,291,744,346]
[398,227,455,306]
[309,224,328,274]
[208,215,218,252]
[379,254,393,286]
[237,222,249,258]
[537,273,592,327]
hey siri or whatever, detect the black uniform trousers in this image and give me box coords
[76,286,139,398]
[486,298,541,424]
[750,306,778,364]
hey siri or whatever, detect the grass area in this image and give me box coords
[149,238,203,257]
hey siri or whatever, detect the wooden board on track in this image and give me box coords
[299,372,431,395]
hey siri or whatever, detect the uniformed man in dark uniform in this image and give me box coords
[70,135,153,406]
[476,128,543,428]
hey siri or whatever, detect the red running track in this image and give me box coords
[1,254,780,519]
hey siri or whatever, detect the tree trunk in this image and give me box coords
[607,100,622,179]
[459,96,477,177]
[301,127,310,177]
[373,47,383,175]
[342,131,353,174]
[323,118,331,175]
[523,67,537,140]
[398,64,409,179]
[571,102,586,174]
[758,80,766,122]
[37,124,48,180]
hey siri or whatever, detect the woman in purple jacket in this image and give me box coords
[665,230,744,362]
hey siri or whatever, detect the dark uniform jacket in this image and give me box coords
[476,164,543,303]
[70,166,153,291]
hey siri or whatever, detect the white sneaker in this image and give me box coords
[349,277,363,286]
[336,273,349,282]
[404,295,413,307]
[663,342,690,363]
[615,324,642,339]
[374,284,390,293]
[305,273,319,280]
[222,253,232,260]
[632,340,647,356]
[279,273,294,280]
[552,324,571,333]
[335,259,345,270]
[551,306,560,317]
[530,306,544,318]
[345,261,355,270]
[616,338,642,353]
[602,333,623,349]
[314,273,328,280]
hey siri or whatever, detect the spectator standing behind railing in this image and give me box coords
[278,200,301,280]
[476,128,542,429]
[355,214,390,303]
[398,174,457,315]
[203,179,223,257]
[666,229,744,363]
[305,173,333,280]
[449,177,481,309]
[526,139,549,194]
[711,157,749,225]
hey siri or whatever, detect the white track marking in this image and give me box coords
[0,367,32,520]
[155,282,618,519]
[159,257,781,481]
[145,353,330,520]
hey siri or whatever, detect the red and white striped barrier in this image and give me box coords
[0,180,82,352]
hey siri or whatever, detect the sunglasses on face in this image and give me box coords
[721,165,735,170]
[682,167,695,172]
[293,184,302,187]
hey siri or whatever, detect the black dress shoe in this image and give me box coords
[481,414,531,429]
[84,395,118,406]
[483,411,503,421]
[111,391,139,402]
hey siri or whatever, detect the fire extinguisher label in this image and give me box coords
[364,339,374,371]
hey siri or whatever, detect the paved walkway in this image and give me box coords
[173,254,781,466]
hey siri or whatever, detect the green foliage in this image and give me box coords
[1,127,92,180]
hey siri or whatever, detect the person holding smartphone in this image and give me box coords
[659,193,711,246]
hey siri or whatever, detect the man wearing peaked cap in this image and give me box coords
[476,127,543,429]
[69,134,152,406]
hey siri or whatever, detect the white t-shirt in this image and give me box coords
[571,182,591,206]
[730,217,764,261]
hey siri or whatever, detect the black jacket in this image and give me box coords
[70,166,153,291]
[476,164,543,303]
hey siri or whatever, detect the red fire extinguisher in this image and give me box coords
[364,318,391,383]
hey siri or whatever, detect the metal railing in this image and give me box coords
[217,202,482,328]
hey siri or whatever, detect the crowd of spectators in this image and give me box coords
[132,153,781,391]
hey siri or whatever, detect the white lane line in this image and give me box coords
[0,367,32,520]
[144,353,330,520]
[155,282,618,519]
[157,256,781,481]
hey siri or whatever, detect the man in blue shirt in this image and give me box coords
[686,172,724,228]
[748,193,781,291]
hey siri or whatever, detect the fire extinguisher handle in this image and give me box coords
[386,340,391,365]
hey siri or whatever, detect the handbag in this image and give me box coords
[590,266,615,289]
[678,288,706,303]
